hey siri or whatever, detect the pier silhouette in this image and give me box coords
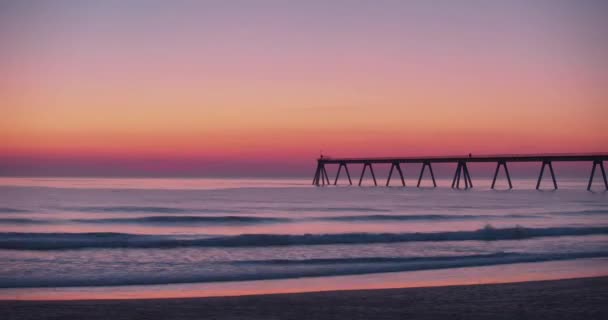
[312,153,608,190]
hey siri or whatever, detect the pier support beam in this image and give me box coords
[452,161,472,189]
[359,163,378,186]
[417,161,437,188]
[334,162,353,185]
[451,162,461,189]
[464,163,473,188]
[587,160,608,191]
[491,161,513,189]
[386,162,406,187]
[536,160,557,190]
[312,163,320,186]
[313,161,330,186]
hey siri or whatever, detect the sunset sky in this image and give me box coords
[1,1,607,176]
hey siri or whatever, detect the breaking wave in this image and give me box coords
[1,226,606,250]
[64,206,241,214]
[0,207,29,213]
[289,207,391,213]
[72,216,289,224]
[317,214,538,222]
[1,251,606,288]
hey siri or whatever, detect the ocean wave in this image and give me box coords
[0,218,47,224]
[0,214,540,226]
[2,251,607,288]
[64,206,241,214]
[319,214,474,221]
[0,216,287,225]
[72,216,289,224]
[234,252,520,265]
[289,207,391,213]
[1,226,607,250]
[556,209,608,216]
[0,207,29,213]
[233,251,608,266]
[317,214,538,222]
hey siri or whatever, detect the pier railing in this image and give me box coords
[312,153,608,191]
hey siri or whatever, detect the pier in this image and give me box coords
[312,153,608,190]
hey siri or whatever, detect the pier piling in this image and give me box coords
[587,160,608,191]
[491,161,513,189]
[334,162,353,185]
[536,160,557,190]
[452,161,473,189]
[417,161,437,188]
[359,162,378,186]
[386,162,406,187]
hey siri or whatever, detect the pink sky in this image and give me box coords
[1,1,607,176]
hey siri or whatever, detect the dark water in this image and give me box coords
[0,177,606,290]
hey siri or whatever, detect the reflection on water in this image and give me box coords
[0,177,606,299]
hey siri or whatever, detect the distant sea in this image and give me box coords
[0,177,606,299]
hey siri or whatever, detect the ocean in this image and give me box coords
[0,177,607,299]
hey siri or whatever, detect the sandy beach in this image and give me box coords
[2,276,607,320]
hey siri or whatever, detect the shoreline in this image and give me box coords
[3,257,607,301]
[2,276,607,319]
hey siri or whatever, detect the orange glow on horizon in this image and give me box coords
[1,1,607,175]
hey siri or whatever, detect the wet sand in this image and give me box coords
[2,276,607,320]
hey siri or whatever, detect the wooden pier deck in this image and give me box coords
[312,153,608,190]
